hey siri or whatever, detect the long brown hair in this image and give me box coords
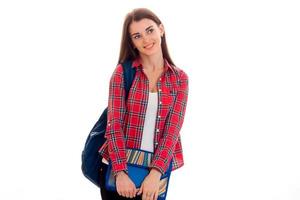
[118,8,175,66]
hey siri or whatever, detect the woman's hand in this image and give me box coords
[137,169,162,200]
[115,171,138,198]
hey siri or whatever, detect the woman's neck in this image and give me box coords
[140,52,164,71]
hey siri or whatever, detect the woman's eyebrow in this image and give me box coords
[145,25,153,31]
[131,25,154,36]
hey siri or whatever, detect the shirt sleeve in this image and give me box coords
[150,70,189,175]
[105,64,128,176]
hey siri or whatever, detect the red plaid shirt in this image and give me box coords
[98,57,189,176]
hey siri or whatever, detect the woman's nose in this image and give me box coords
[142,34,151,43]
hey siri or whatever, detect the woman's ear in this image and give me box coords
[159,23,165,37]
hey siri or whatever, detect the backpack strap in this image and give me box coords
[121,60,136,100]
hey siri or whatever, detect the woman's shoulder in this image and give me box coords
[172,64,189,82]
[110,63,127,80]
[114,63,124,74]
[108,63,125,84]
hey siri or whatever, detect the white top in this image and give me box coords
[140,92,158,152]
[102,92,158,165]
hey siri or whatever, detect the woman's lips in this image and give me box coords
[144,43,154,49]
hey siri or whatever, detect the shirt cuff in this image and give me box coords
[150,160,165,175]
[112,162,128,177]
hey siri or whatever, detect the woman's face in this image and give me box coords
[129,18,164,57]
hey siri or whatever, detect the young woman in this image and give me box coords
[98,8,189,200]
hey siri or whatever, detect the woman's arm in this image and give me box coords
[150,69,189,174]
[105,64,128,176]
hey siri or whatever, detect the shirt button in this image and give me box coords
[108,123,111,126]
[159,101,162,105]
[159,78,162,81]
[156,129,160,132]
[158,115,161,118]
[158,89,162,92]
[155,142,159,146]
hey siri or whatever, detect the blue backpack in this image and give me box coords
[81,60,136,188]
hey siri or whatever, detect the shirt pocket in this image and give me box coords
[162,88,177,108]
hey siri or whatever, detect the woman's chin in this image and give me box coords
[141,47,159,56]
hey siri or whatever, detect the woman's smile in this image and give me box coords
[144,42,154,49]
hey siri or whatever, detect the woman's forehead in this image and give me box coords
[129,18,157,33]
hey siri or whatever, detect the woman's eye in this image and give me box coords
[147,28,154,34]
[133,35,141,39]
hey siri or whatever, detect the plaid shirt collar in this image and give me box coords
[132,56,176,74]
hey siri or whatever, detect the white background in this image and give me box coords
[0,0,300,200]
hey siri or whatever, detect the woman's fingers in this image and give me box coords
[128,186,136,198]
[125,190,130,198]
[123,184,137,198]
[118,178,138,198]
[116,173,137,198]
[137,184,143,195]
[116,185,122,196]
[142,192,153,200]
[133,187,139,197]
[153,191,158,200]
